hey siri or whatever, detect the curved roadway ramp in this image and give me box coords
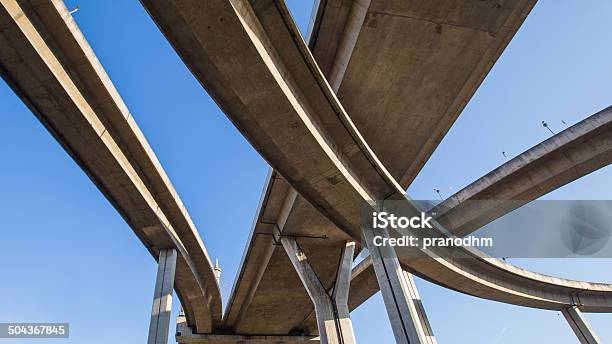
[349,105,612,310]
[0,0,221,334]
[141,0,612,341]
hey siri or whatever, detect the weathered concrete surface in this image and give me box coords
[176,316,319,344]
[142,0,612,337]
[309,0,537,186]
[347,257,380,311]
[562,306,601,344]
[330,242,357,344]
[348,105,612,311]
[0,0,221,332]
[218,170,353,335]
[363,225,430,344]
[212,0,536,335]
[148,249,178,344]
[435,105,612,236]
[282,238,356,344]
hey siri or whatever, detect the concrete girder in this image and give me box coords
[562,306,601,344]
[331,242,357,344]
[308,0,537,187]
[347,105,612,312]
[282,238,356,344]
[218,0,537,334]
[142,0,612,337]
[0,0,221,332]
[435,105,612,237]
[362,226,432,344]
[176,318,319,344]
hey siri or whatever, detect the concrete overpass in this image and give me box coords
[223,0,544,335]
[0,0,221,338]
[141,0,611,343]
[348,104,612,311]
[2,0,609,343]
[139,0,539,337]
[307,0,537,187]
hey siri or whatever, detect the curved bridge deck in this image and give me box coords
[141,0,612,338]
[0,0,221,333]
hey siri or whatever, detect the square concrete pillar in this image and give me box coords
[562,306,600,344]
[148,248,177,344]
[362,225,434,344]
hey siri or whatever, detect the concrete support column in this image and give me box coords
[332,241,357,344]
[148,248,177,344]
[403,271,436,344]
[281,238,356,344]
[562,306,600,344]
[362,226,432,344]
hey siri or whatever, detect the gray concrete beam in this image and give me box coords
[176,315,319,344]
[0,0,220,332]
[309,0,538,187]
[562,306,601,344]
[331,242,357,344]
[402,271,436,344]
[141,0,612,336]
[362,226,430,344]
[224,0,535,328]
[224,174,299,331]
[217,0,538,334]
[347,105,612,312]
[435,105,612,237]
[224,182,352,335]
[282,238,355,344]
[148,248,177,344]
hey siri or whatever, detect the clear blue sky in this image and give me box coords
[0,1,610,343]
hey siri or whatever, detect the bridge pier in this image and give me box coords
[562,306,600,344]
[362,226,435,344]
[282,238,356,344]
[148,248,177,344]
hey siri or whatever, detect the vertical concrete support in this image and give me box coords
[281,238,356,344]
[562,306,601,344]
[332,242,357,344]
[403,271,436,344]
[148,248,177,344]
[362,226,430,344]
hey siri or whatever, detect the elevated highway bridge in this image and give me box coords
[141,1,612,343]
[1,1,610,343]
[0,0,222,339]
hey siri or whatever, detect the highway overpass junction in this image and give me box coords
[0,0,610,343]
